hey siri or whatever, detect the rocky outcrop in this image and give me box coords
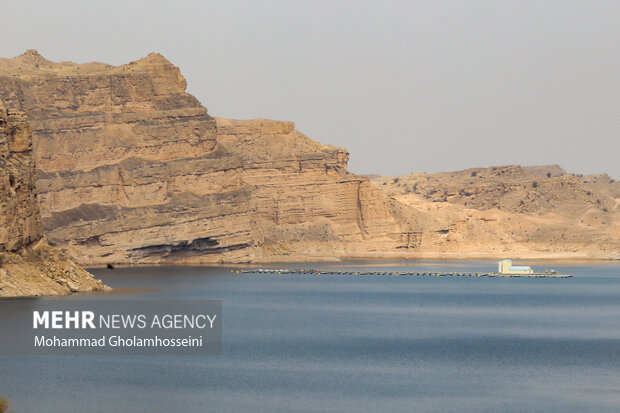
[0,51,260,264]
[0,100,40,251]
[215,118,411,259]
[0,98,105,296]
[0,240,107,297]
[373,166,619,259]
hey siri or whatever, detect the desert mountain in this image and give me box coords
[0,51,413,264]
[372,166,619,259]
[0,51,617,263]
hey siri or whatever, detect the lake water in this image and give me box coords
[1,260,619,412]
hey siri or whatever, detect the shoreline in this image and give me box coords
[81,249,620,270]
[3,255,616,299]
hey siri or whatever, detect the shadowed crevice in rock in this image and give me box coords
[129,237,252,260]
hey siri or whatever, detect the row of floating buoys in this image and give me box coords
[232,269,499,277]
[231,269,572,278]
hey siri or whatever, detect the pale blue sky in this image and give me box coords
[1,0,618,178]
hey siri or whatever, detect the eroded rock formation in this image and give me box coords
[0,100,40,251]
[0,98,105,296]
[373,166,619,259]
[215,118,411,259]
[0,51,260,264]
[0,51,412,263]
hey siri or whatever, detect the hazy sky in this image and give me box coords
[1,0,618,178]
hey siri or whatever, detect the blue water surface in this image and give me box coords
[1,260,619,412]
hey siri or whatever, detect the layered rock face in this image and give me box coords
[373,166,619,259]
[0,99,105,296]
[4,50,612,263]
[216,118,411,259]
[0,51,259,264]
[0,51,414,264]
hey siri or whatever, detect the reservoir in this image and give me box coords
[0,260,619,412]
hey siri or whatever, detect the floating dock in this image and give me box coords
[233,269,573,278]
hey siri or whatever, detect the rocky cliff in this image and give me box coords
[373,166,619,259]
[0,98,105,296]
[216,118,412,260]
[0,50,260,264]
[0,51,412,263]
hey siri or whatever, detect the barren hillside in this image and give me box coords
[372,165,619,259]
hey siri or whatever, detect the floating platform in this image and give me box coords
[233,269,573,278]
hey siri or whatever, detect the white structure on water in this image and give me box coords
[498,259,533,275]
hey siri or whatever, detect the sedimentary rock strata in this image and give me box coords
[0,51,414,263]
[215,118,411,258]
[0,51,259,264]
